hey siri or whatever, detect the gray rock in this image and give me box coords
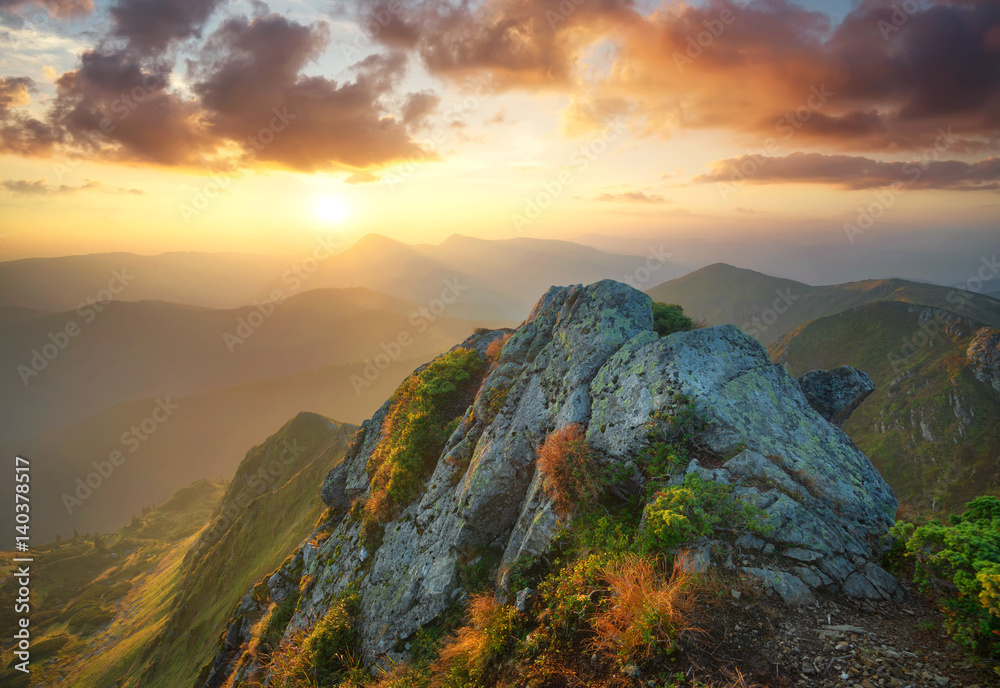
[797,366,875,427]
[515,588,535,613]
[673,540,712,576]
[743,568,815,606]
[842,571,885,599]
[967,327,1000,394]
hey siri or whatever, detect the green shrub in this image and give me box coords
[366,348,485,522]
[299,588,362,685]
[262,589,300,649]
[643,473,770,550]
[891,495,1000,659]
[652,303,694,337]
[638,396,705,495]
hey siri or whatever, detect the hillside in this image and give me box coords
[0,287,509,445]
[771,301,1000,513]
[8,281,998,688]
[646,263,1000,345]
[0,413,353,688]
[0,478,228,688]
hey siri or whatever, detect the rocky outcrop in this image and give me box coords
[796,366,875,427]
[967,327,1000,394]
[203,280,900,685]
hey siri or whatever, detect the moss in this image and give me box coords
[365,348,486,523]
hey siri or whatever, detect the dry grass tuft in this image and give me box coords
[588,554,699,664]
[431,592,517,686]
[485,333,512,363]
[536,424,602,516]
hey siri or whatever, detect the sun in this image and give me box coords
[315,196,349,224]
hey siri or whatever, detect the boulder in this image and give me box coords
[796,366,875,426]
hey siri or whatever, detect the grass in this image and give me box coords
[536,424,604,516]
[365,347,486,522]
[588,555,698,666]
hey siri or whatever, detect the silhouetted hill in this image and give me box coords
[647,263,1000,344]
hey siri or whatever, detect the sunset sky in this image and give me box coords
[0,0,997,282]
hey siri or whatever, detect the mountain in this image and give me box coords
[0,235,681,320]
[286,233,680,318]
[0,251,296,311]
[9,281,995,688]
[0,413,352,688]
[646,263,1000,345]
[2,352,439,541]
[0,287,510,445]
[199,280,901,687]
[771,301,1000,513]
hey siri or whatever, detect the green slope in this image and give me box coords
[647,263,1000,345]
[0,412,354,688]
[128,412,355,688]
[770,301,1000,513]
[0,479,227,688]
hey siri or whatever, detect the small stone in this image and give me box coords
[515,587,535,613]
[731,589,742,600]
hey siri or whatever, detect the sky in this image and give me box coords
[0,0,997,284]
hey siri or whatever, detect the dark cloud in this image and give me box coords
[400,90,439,127]
[109,0,226,55]
[48,49,209,164]
[694,152,1000,191]
[0,77,62,156]
[594,191,668,203]
[0,13,434,170]
[356,0,635,87]
[0,76,33,114]
[192,14,431,170]
[354,0,1000,152]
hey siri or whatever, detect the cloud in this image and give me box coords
[48,49,210,165]
[0,76,33,113]
[354,0,1000,152]
[400,89,439,128]
[192,14,433,170]
[594,190,668,203]
[109,0,227,55]
[0,0,93,19]
[694,152,1000,191]
[1,177,143,194]
[0,13,436,171]
[344,171,379,184]
[355,0,633,87]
